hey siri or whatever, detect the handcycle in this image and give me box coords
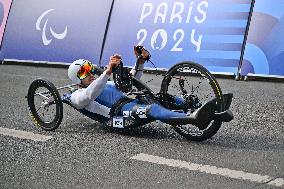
[26,47,233,141]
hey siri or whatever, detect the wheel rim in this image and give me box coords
[27,79,63,131]
[32,87,58,124]
[160,62,224,139]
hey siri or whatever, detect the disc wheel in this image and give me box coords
[27,79,63,131]
[160,62,225,141]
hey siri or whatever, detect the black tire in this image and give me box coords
[27,79,63,131]
[160,62,224,141]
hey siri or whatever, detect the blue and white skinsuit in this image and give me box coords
[69,64,186,123]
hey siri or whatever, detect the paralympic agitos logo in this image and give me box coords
[137,1,208,52]
[36,9,68,46]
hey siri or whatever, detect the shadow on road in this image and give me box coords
[56,119,284,152]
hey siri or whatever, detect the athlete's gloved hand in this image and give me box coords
[106,54,121,75]
[134,45,151,64]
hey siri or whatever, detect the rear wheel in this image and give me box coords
[27,79,63,131]
[160,62,224,141]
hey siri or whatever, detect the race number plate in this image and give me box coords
[136,107,147,119]
[112,116,124,128]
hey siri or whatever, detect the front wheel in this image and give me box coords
[27,79,63,131]
[159,62,225,141]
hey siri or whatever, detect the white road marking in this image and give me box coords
[131,153,284,187]
[0,127,52,142]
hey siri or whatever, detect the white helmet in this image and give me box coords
[68,59,96,84]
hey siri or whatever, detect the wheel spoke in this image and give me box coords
[199,92,213,102]
[36,105,43,112]
[42,108,45,118]
[190,80,202,94]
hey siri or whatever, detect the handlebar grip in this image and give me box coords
[135,46,143,55]
[112,66,118,73]
[135,46,151,61]
[112,61,123,73]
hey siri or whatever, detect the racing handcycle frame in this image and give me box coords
[26,49,233,141]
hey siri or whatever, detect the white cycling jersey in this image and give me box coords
[70,64,144,118]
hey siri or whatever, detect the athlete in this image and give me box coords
[67,46,187,124]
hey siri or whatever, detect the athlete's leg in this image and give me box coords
[148,103,186,122]
[121,100,186,123]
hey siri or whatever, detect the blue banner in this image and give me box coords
[242,0,284,76]
[2,0,113,64]
[101,0,251,73]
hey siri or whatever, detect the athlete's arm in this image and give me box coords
[70,55,121,109]
[130,63,144,80]
[70,71,110,109]
[131,46,149,79]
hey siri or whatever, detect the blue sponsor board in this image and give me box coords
[101,0,252,73]
[2,0,113,64]
[242,0,284,76]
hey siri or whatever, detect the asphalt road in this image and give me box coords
[0,64,283,189]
